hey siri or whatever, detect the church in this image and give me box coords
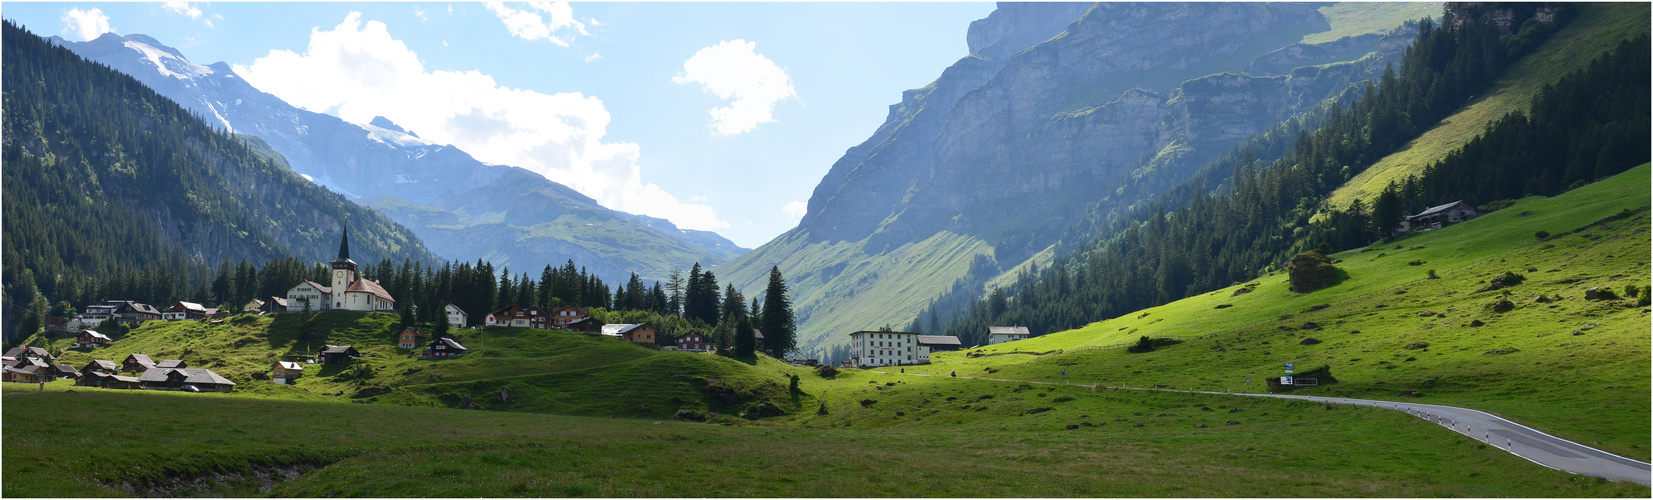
[285,224,395,313]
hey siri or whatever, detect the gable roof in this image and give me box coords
[112,375,141,383]
[322,345,357,355]
[85,360,119,372]
[82,331,112,341]
[296,280,332,294]
[917,335,962,346]
[400,326,427,337]
[173,301,207,313]
[753,328,764,340]
[125,353,156,366]
[445,303,468,316]
[137,367,186,383]
[346,278,394,302]
[14,356,50,368]
[1410,200,1477,219]
[118,302,161,315]
[435,337,468,351]
[157,360,186,368]
[54,364,82,377]
[552,305,590,315]
[137,367,235,386]
[5,346,53,360]
[602,323,649,336]
[276,361,304,370]
[4,365,44,376]
[988,326,1030,335]
[268,297,288,307]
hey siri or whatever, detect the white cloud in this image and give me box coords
[672,40,796,136]
[60,7,113,41]
[782,201,807,220]
[584,51,602,63]
[235,12,727,231]
[414,7,428,22]
[162,0,202,20]
[483,1,586,46]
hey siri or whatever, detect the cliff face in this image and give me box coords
[722,2,1426,355]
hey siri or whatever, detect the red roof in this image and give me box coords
[346,278,394,302]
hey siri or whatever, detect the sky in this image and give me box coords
[2,1,997,248]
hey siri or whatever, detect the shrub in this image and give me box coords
[1534,230,1550,240]
[1287,251,1339,293]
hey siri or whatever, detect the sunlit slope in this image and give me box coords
[1326,2,1651,209]
[895,164,1652,460]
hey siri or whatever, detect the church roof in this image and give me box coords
[346,278,395,302]
[298,280,332,294]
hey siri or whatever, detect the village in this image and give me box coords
[3,227,1043,393]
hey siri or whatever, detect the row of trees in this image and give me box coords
[913,5,1583,346]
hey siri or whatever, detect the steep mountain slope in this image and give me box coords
[896,163,1652,461]
[1325,2,1650,209]
[720,2,1434,355]
[1,22,439,315]
[50,32,745,283]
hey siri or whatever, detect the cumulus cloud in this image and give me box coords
[483,1,586,46]
[60,7,113,41]
[235,12,726,230]
[584,51,602,63]
[672,40,796,135]
[782,201,807,220]
[414,7,428,22]
[162,0,202,20]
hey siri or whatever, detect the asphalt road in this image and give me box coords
[896,371,1651,486]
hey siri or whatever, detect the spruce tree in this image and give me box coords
[734,315,756,357]
[759,266,797,359]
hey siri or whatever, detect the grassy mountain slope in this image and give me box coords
[886,164,1652,460]
[1326,2,1650,209]
[1302,2,1443,44]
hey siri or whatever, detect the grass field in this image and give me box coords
[5,378,1646,497]
[1303,2,1444,45]
[1325,2,1651,209]
[889,164,1652,461]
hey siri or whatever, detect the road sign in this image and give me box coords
[1284,362,1294,368]
[1281,376,1294,385]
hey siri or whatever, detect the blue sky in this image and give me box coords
[3,2,996,248]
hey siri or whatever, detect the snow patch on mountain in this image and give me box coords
[123,39,211,80]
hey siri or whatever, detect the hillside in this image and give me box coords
[886,164,1652,461]
[0,21,440,338]
[50,30,747,285]
[719,2,1433,356]
[1325,2,1649,209]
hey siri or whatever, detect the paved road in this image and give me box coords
[892,371,1651,486]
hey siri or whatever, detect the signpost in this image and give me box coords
[1282,362,1294,386]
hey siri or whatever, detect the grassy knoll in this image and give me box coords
[1325,2,1651,209]
[893,164,1651,461]
[5,379,1644,497]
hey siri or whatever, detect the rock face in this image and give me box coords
[721,2,1423,355]
[52,33,746,281]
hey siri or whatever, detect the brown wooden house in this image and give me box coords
[549,305,591,328]
[74,330,112,348]
[271,361,304,383]
[319,345,360,364]
[484,304,550,329]
[122,354,156,373]
[602,323,657,345]
[397,326,429,349]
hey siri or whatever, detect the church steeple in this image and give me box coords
[337,224,351,261]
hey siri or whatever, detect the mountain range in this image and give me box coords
[50,33,746,284]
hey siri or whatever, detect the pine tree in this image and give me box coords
[759,266,797,359]
[734,315,756,357]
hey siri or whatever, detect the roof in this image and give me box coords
[16,356,50,368]
[125,353,156,366]
[85,360,119,372]
[297,280,333,294]
[5,346,52,359]
[82,331,111,341]
[436,338,468,351]
[276,361,304,370]
[54,364,81,376]
[157,360,186,368]
[552,305,590,315]
[753,328,764,340]
[401,326,427,336]
[119,302,161,315]
[602,323,649,336]
[851,330,918,336]
[112,375,140,383]
[244,299,265,307]
[445,303,468,315]
[345,278,395,302]
[1411,200,1475,218]
[322,345,357,354]
[4,365,43,375]
[988,326,1030,335]
[137,367,183,383]
[174,301,207,313]
[917,335,962,346]
[268,297,288,307]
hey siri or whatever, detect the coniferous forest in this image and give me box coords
[919,5,1646,347]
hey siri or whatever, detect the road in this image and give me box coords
[892,371,1652,486]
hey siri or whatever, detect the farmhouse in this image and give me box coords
[485,304,550,329]
[75,301,124,326]
[78,360,120,387]
[162,301,208,320]
[916,335,962,363]
[676,331,714,352]
[602,323,657,345]
[52,364,82,379]
[5,346,54,363]
[1397,201,1487,234]
[122,353,156,373]
[258,297,288,314]
[3,363,49,383]
[549,305,590,328]
[398,326,429,349]
[444,304,468,328]
[319,345,360,364]
[44,315,71,334]
[74,331,111,348]
[848,330,921,367]
[137,367,236,392]
[283,224,395,313]
[271,361,304,384]
[427,337,469,358]
[565,317,605,333]
[987,326,1030,345]
[157,359,187,369]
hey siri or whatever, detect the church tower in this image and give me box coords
[329,221,357,310]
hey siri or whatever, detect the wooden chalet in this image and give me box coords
[676,331,714,352]
[444,304,469,328]
[319,345,360,364]
[427,337,469,358]
[549,305,591,328]
[397,326,429,349]
[258,297,288,315]
[602,323,657,345]
[75,330,112,348]
[484,304,550,329]
[162,301,208,321]
[77,360,120,388]
[4,346,55,363]
[565,317,605,333]
[271,361,304,384]
[44,315,71,334]
[113,301,163,325]
[3,364,50,383]
[122,353,157,373]
[242,299,265,314]
[137,367,236,392]
[156,359,187,369]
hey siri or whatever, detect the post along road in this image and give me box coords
[888,370,1652,486]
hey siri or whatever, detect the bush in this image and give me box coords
[1287,251,1339,293]
[1534,230,1550,240]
